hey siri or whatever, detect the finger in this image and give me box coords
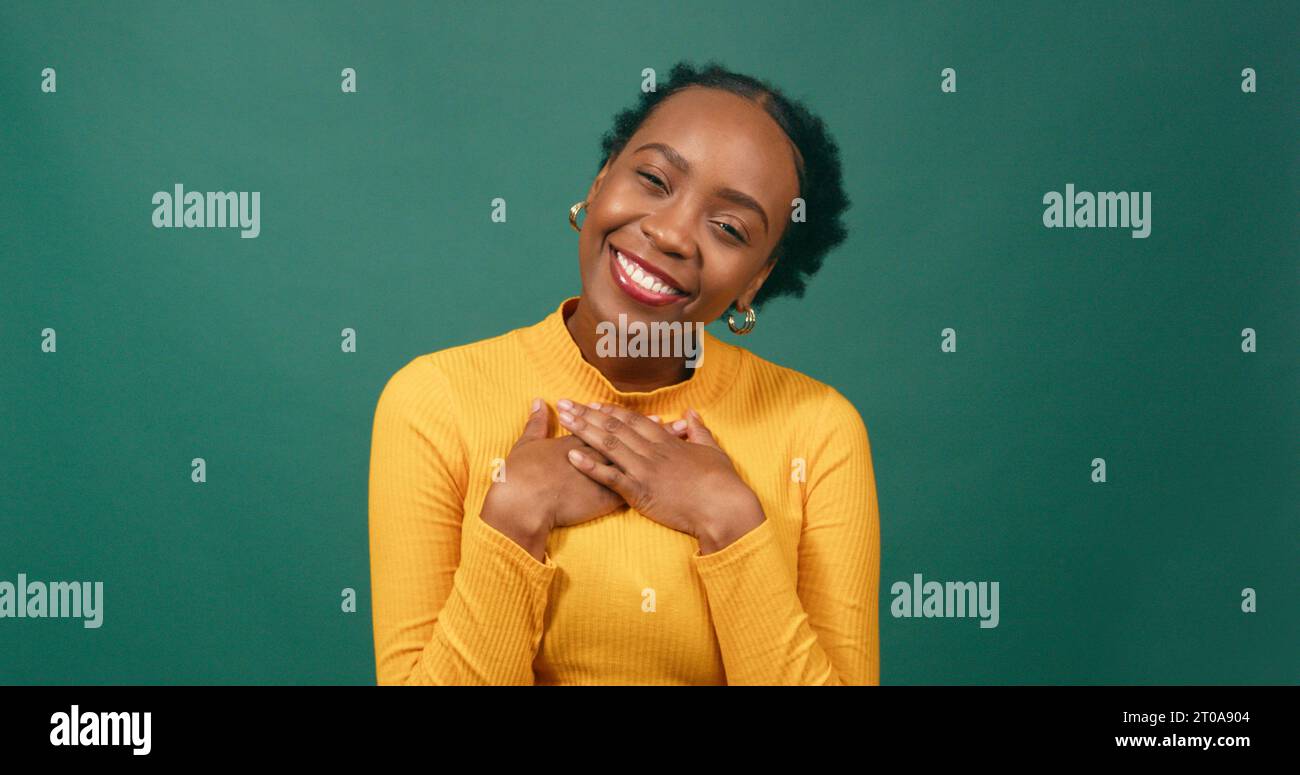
[588,401,676,445]
[558,436,615,466]
[515,398,550,447]
[683,407,721,448]
[558,398,656,456]
[646,413,690,438]
[566,447,641,504]
[594,404,689,440]
[556,399,652,465]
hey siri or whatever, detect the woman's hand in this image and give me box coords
[555,399,765,552]
[480,400,625,559]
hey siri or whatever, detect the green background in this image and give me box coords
[1,0,1295,684]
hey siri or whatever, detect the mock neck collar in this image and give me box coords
[518,296,742,416]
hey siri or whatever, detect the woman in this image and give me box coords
[369,61,878,685]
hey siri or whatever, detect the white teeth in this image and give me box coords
[615,250,683,296]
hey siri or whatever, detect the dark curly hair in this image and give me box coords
[596,59,851,314]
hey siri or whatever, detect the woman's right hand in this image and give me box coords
[480,400,625,560]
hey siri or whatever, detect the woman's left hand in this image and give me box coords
[555,398,765,552]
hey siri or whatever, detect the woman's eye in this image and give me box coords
[639,172,666,190]
[717,222,747,243]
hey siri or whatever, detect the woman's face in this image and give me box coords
[576,85,801,328]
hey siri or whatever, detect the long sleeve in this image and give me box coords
[368,356,559,685]
[690,388,880,685]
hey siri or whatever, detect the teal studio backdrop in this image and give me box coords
[1,0,1296,685]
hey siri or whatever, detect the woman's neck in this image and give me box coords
[564,298,695,393]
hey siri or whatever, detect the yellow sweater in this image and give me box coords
[368,296,880,685]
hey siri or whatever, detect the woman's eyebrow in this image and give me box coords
[634,142,770,234]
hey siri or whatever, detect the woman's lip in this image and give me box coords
[608,244,689,307]
[610,243,687,294]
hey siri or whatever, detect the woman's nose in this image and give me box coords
[642,202,695,259]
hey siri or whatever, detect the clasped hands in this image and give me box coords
[481,398,765,556]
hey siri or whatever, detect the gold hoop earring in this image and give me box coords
[727,303,757,335]
[569,200,587,232]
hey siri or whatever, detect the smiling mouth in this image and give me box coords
[608,244,689,307]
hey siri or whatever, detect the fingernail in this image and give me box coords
[532,398,542,412]
[672,420,688,431]
[587,401,602,409]
[559,411,575,425]
[558,398,573,410]
[648,415,660,423]
[567,449,584,464]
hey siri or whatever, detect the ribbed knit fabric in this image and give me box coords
[368,295,880,685]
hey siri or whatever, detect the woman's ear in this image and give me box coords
[737,256,778,310]
[585,156,616,204]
